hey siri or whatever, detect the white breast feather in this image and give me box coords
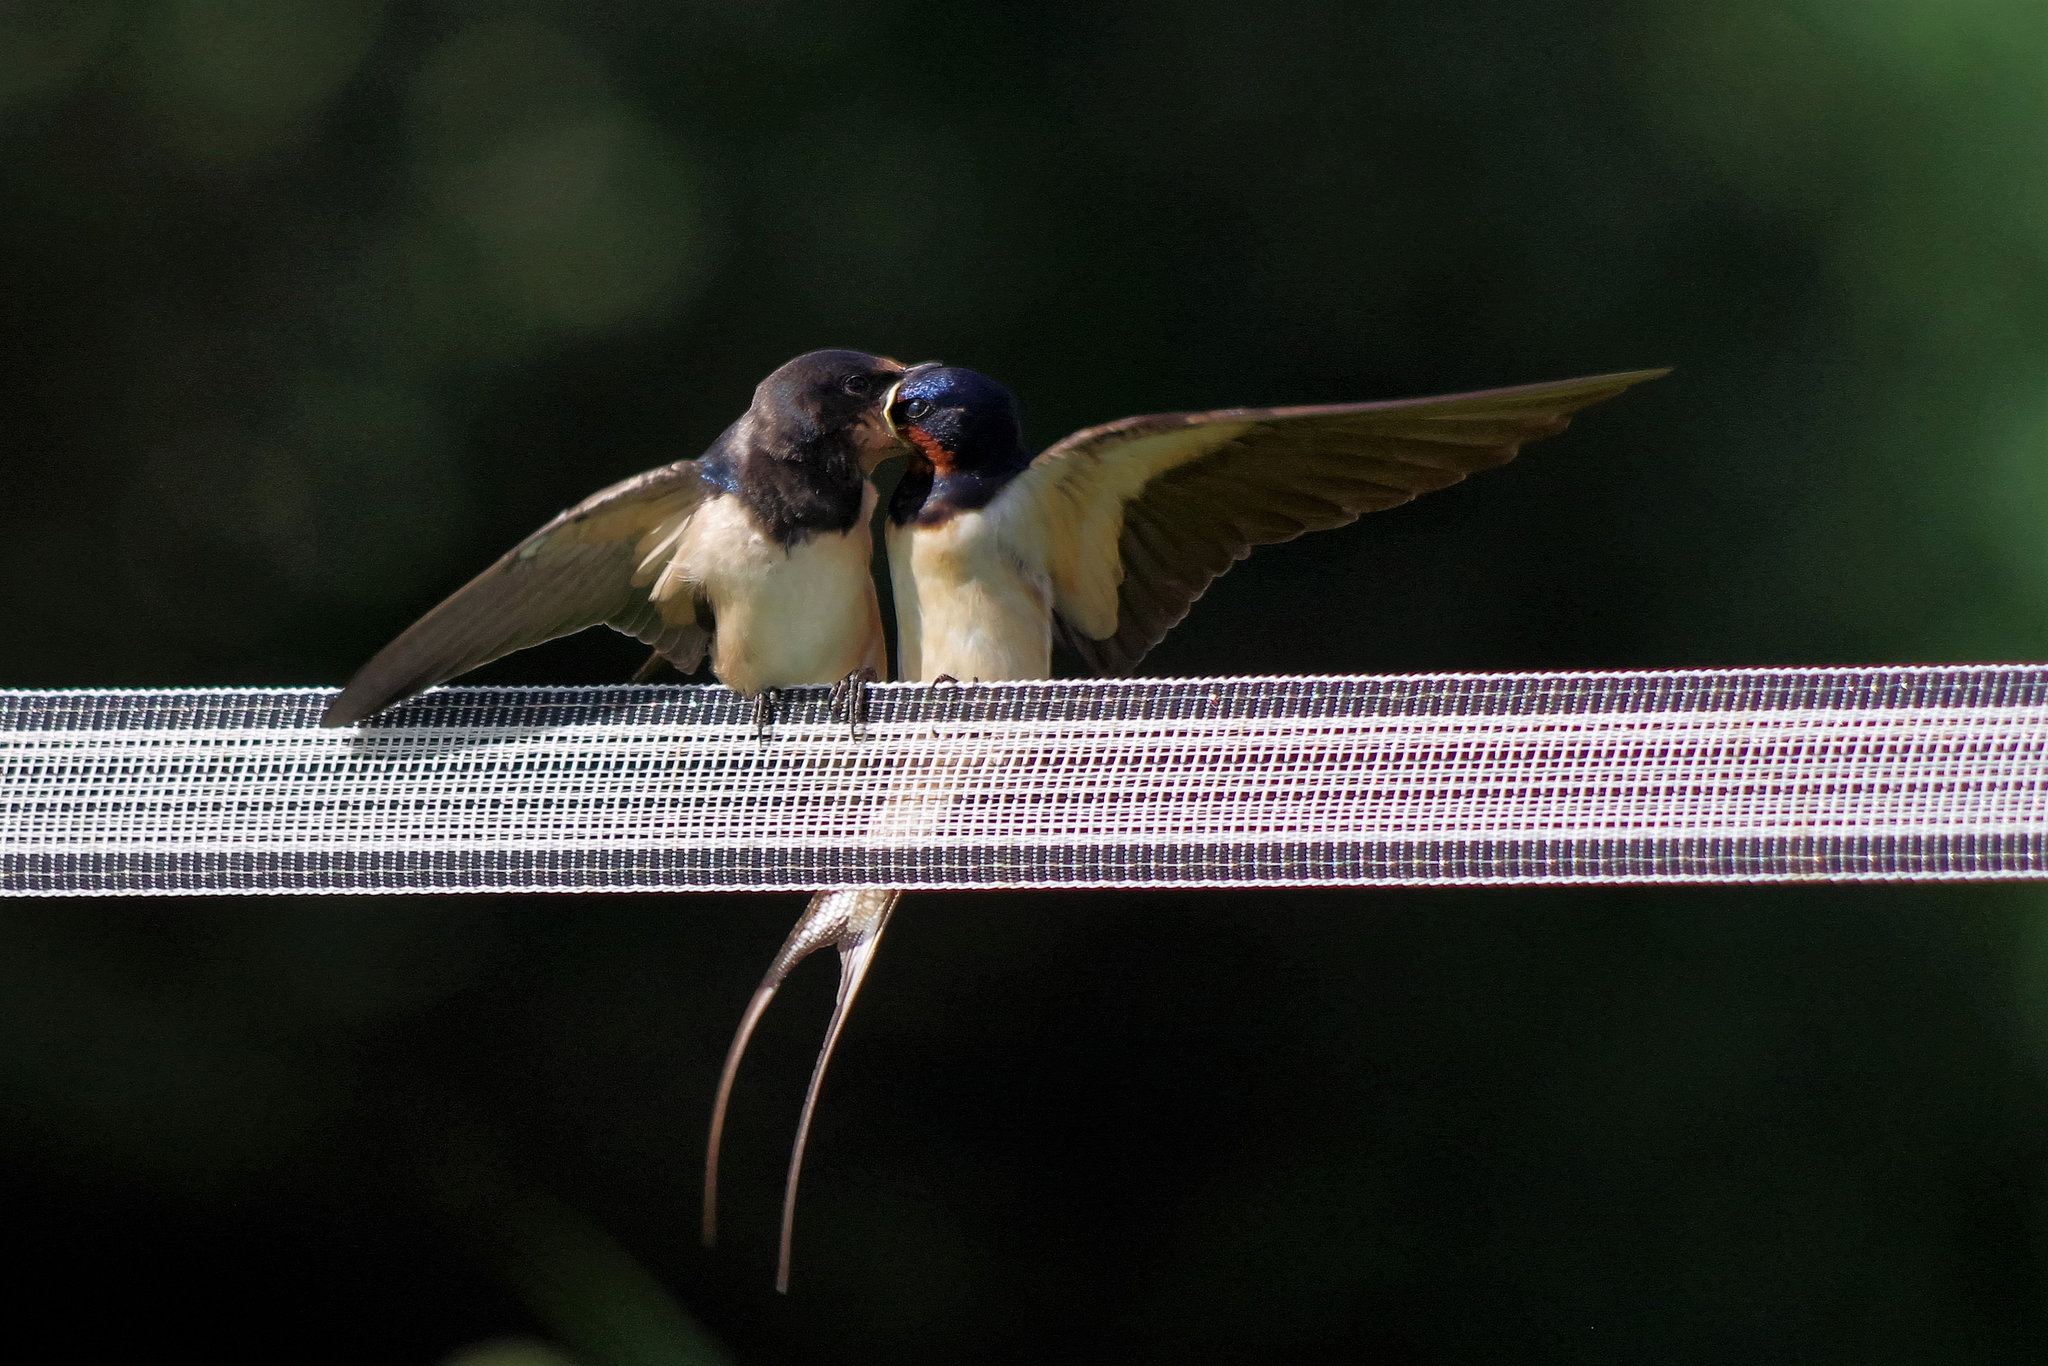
[895,496,1054,682]
[651,488,883,694]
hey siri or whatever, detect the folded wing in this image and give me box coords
[321,463,716,726]
[1018,368,1669,675]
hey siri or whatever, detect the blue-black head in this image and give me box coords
[885,365,1032,525]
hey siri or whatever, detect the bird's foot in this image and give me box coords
[752,689,782,739]
[926,673,961,717]
[828,667,879,739]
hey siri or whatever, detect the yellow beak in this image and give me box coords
[881,362,944,438]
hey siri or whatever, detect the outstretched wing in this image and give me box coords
[321,462,717,725]
[1014,368,1668,675]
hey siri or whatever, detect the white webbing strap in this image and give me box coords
[4,666,2046,897]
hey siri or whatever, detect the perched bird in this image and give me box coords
[318,350,915,1300]
[319,348,908,730]
[705,360,1669,1290]
[883,364,1668,681]
[317,348,925,1294]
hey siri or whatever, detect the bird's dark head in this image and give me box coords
[707,349,917,545]
[750,349,911,473]
[885,365,1032,525]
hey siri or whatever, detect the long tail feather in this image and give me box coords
[701,887,902,1289]
[777,888,898,1293]
[703,976,782,1247]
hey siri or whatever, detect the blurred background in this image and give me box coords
[2,0,2045,1360]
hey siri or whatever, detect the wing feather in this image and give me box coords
[1016,368,1668,675]
[322,462,715,725]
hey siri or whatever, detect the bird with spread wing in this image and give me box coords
[706,361,1668,1290]
[320,349,909,731]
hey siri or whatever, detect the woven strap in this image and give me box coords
[4,666,2046,897]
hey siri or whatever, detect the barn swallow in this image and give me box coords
[702,361,1669,1291]
[882,364,1669,681]
[317,349,921,1294]
[319,349,909,729]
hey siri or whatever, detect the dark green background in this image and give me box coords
[3,2,2044,1361]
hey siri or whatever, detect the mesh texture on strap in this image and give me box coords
[5,665,2047,897]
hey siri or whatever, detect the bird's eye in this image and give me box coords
[903,396,933,422]
[841,375,873,398]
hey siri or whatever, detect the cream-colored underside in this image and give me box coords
[886,422,1261,682]
[887,505,1053,682]
[649,486,885,694]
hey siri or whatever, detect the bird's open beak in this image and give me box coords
[881,362,943,440]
